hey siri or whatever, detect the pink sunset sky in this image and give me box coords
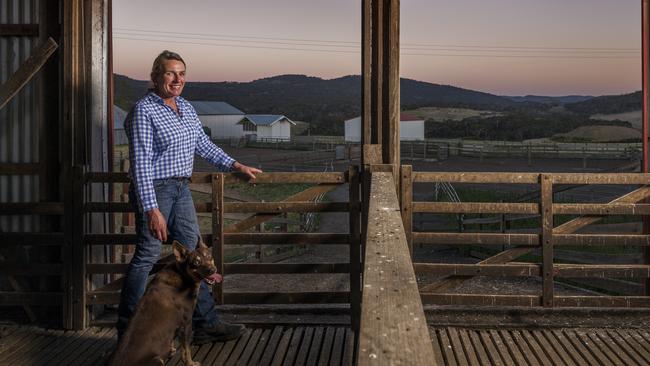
[113,0,642,96]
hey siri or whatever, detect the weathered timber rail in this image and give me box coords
[406,170,650,307]
[80,170,361,328]
[357,171,435,365]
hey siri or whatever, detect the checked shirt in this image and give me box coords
[125,92,235,212]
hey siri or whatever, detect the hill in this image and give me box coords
[504,95,593,105]
[565,91,642,114]
[553,125,641,142]
[114,74,527,135]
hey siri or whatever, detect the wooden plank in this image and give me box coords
[421,185,650,293]
[236,328,265,366]
[455,328,481,366]
[186,343,215,366]
[0,263,63,275]
[413,232,539,246]
[554,203,650,215]
[0,291,62,306]
[509,330,542,366]
[84,202,132,212]
[0,162,40,174]
[281,327,305,366]
[584,330,624,365]
[553,173,650,185]
[0,37,58,110]
[213,173,224,305]
[206,339,233,365]
[294,326,315,366]
[0,24,39,37]
[51,327,108,366]
[606,329,649,365]
[257,326,285,366]
[573,329,631,366]
[478,330,505,366]
[222,201,349,213]
[226,233,350,245]
[437,328,458,366]
[270,327,294,366]
[224,292,350,304]
[489,330,516,366]
[421,294,541,307]
[348,165,361,333]
[413,201,538,214]
[341,328,355,366]
[543,329,596,366]
[0,202,64,215]
[26,329,87,365]
[414,171,540,184]
[361,0,371,148]
[223,328,256,366]
[550,329,593,366]
[497,330,529,366]
[86,263,165,274]
[224,184,338,234]
[0,232,65,245]
[222,172,346,184]
[531,329,570,366]
[541,174,554,307]
[554,234,650,246]
[416,263,650,278]
[400,165,413,255]
[328,327,346,366]
[467,329,492,366]
[446,327,469,365]
[385,0,400,167]
[64,328,115,366]
[306,326,325,366]
[1,329,60,365]
[359,172,435,365]
[224,263,350,274]
[617,329,650,363]
[318,327,336,366]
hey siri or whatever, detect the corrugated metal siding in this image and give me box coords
[0,0,39,232]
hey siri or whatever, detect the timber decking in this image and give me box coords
[3,325,650,365]
[430,326,650,366]
[0,325,354,366]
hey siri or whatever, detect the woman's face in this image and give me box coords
[154,59,186,99]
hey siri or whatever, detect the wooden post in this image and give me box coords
[371,0,383,146]
[68,165,87,329]
[400,165,413,256]
[348,165,361,332]
[362,0,372,150]
[382,0,400,167]
[212,173,225,304]
[541,174,554,307]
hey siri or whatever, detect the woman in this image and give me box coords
[117,50,261,344]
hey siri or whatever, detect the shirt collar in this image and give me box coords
[146,92,189,110]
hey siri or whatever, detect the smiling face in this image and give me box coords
[154,59,186,100]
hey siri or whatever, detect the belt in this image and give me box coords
[169,176,190,181]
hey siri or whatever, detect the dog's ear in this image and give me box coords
[197,236,208,250]
[172,241,188,262]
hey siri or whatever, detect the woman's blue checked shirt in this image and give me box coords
[125,92,235,212]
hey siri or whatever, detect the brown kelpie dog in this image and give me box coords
[107,239,222,366]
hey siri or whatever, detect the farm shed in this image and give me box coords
[189,100,246,138]
[239,114,296,141]
[344,113,424,142]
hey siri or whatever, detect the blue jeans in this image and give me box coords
[116,178,219,337]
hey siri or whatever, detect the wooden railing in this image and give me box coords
[82,170,361,327]
[403,170,650,308]
[357,171,435,365]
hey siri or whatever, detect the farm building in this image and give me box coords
[239,114,296,141]
[344,113,424,142]
[112,105,128,145]
[189,100,246,138]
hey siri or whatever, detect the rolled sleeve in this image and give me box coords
[194,123,236,171]
[126,106,158,212]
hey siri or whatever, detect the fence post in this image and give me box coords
[66,165,87,329]
[348,165,361,332]
[400,165,413,256]
[211,173,225,304]
[541,174,554,307]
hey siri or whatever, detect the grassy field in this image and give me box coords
[403,107,503,122]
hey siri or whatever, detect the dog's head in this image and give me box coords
[172,239,222,285]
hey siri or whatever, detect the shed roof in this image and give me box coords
[242,114,296,126]
[114,105,128,130]
[189,101,245,115]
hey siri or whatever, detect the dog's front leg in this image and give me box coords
[179,323,200,366]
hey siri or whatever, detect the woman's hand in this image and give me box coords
[147,208,168,242]
[232,161,263,180]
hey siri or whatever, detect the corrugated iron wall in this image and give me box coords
[0,0,40,232]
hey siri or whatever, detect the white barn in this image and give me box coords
[189,101,246,138]
[239,115,296,141]
[344,113,425,142]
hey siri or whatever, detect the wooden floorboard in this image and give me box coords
[430,327,650,366]
[0,325,353,366]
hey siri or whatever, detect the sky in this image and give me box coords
[113,0,642,96]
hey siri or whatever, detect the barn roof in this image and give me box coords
[113,105,128,130]
[400,113,421,122]
[189,101,245,115]
[241,114,297,126]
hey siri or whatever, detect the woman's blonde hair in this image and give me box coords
[150,50,186,84]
